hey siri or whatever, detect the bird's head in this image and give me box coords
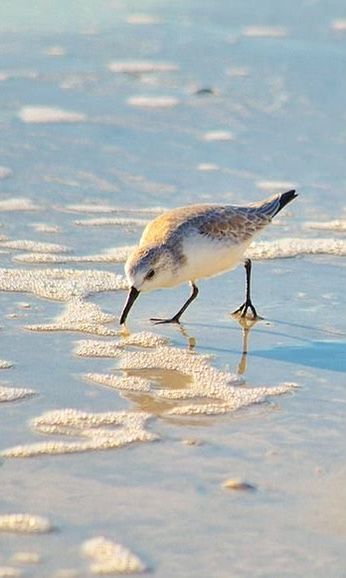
[119,244,178,324]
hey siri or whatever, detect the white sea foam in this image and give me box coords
[202,130,235,142]
[0,268,126,301]
[75,333,168,357]
[82,536,145,575]
[197,163,220,171]
[117,345,295,416]
[0,360,12,369]
[0,240,69,253]
[60,203,164,215]
[26,300,117,336]
[108,61,178,74]
[74,217,149,227]
[75,336,296,417]
[0,567,21,577]
[304,220,346,232]
[256,180,296,192]
[61,203,120,214]
[127,96,179,108]
[242,26,287,38]
[14,247,132,264]
[10,552,41,564]
[1,409,157,458]
[18,106,86,124]
[0,386,35,403]
[84,373,151,392]
[247,238,346,259]
[30,223,62,233]
[0,514,51,533]
[0,198,41,212]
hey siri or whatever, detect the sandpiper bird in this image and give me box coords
[120,189,297,325]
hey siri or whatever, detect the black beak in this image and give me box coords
[119,286,140,325]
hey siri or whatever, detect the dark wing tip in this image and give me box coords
[278,189,298,212]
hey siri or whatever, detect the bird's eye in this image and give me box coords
[146,269,155,280]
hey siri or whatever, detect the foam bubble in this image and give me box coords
[197,163,220,172]
[304,220,346,232]
[248,238,346,260]
[242,26,287,38]
[26,300,118,336]
[31,223,62,233]
[75,333,169,357]
[0,386,35,403]
[1,409,157,458]
[61,204,164,215]
[255,180,296,192]
[74,217,149,227]
[14,247,132,264]
[60,203,121,214]
[84,373,151,392]
[11,552,41,564]
[18,106,86,124]
[0,198,41,212]
[202,131,235,142]
[0,514,51,533]
[1,240,69,254]
[82,536,145,575]
[0,567,21,577]
[108,61,178,74]
[127,96,179,108]
[0,268,127,301]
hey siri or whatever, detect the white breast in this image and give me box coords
[175,234,252,284]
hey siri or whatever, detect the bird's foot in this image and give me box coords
[232,300,259,319]
[150,316,181,325]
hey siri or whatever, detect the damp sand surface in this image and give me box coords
[0,1,346,577]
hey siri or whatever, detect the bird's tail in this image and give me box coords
[252,189,298,219]
[276,189,298,214]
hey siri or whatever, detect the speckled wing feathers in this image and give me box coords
[196,207,270,243]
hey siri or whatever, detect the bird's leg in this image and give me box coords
[151,282,199,324]
[233,259,258,319]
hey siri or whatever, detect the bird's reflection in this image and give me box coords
[176,323,197,350]
[171,315,259,375]
[233,315,259,375]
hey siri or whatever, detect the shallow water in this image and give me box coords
[1,1,346,576]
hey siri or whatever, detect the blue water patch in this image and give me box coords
[254,340,346,372]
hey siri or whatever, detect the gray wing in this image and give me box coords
[196,206,271,243]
